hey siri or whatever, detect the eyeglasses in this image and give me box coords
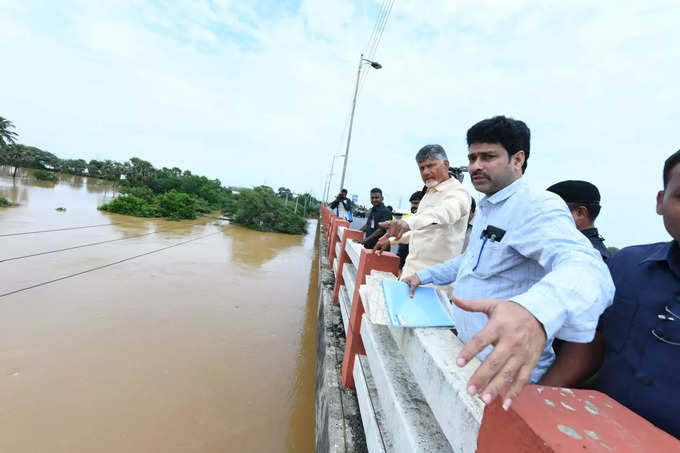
[651,328,680,346]
[652,304,680,346]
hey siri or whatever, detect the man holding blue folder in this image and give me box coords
[396,116,614,411]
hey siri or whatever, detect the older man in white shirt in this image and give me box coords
[374,144,471,279]
[402,116,615,412]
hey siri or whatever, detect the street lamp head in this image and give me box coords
[361,57,382,70]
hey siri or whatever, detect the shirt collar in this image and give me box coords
[581,227,600,239]
[640,241,680,278]
[480,177,526,207]
[640,241,675,264]
[429,176,455,192]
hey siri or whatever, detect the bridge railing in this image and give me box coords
[320,206,680,453]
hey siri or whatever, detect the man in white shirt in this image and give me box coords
[374,144,471,279]
[401,116,614,411]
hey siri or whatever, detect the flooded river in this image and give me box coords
[0,169,317,452]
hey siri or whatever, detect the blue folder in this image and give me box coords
[381,279,455,328]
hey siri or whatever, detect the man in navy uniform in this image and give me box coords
[543,150,680,439]
[547,180,611,260]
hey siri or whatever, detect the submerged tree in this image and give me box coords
[6,144,31,181]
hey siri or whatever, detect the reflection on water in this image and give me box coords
[229,226,305,268]
[0,171,317,452]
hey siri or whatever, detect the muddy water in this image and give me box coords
[0,169,317,453]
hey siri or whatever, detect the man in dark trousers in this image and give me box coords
[547,180,611,260]
[358,188,392,249]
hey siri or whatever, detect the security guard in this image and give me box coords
[593,150,680,439]
[540,152,680,438]
[547,180,611,260]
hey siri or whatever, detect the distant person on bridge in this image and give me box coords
[542,150,680,439]
[396,190,424,270]
[373,144,471,281]
[329,188,353,222]
[547,180,611,260]
[357,188,393,249]
[400,116,614,411]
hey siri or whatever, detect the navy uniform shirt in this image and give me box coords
[595,241,680,439]
[582,227,611,261]
[363,204,392,249]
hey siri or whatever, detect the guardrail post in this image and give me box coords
[328,219,349,265]
[326,215,339,245]
[341,249,400,388]
[332,228,363,304]
[321,206,332,231]
[477,385,680,452]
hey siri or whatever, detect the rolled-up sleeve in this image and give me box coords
[510,198,615,342]
[403,185,469,232]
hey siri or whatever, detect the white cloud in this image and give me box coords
[0,0,678,247]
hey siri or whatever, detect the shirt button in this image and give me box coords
[639,376,654,386]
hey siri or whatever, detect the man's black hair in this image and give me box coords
[409,191,424,202]
[466,115,531,173]
[370,187,383,195]
[663,150,680,188]
[340,188,348,193]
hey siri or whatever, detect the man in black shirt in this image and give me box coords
[359,188,393,249]
[547,180,611,260]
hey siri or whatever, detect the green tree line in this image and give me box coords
[0,116,320,233]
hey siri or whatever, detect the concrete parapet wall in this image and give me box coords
[388,327,484,452]
[361,318,453,452]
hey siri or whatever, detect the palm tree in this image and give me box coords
[7,144,30,181]
[0,117,19,152]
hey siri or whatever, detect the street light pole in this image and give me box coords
[338,53,382,193]
[323,153,345,202]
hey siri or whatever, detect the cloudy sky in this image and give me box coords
[1,0,678,247]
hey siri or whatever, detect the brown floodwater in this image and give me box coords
[0,168,317,452]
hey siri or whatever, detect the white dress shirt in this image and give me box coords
[416,178,615,383]
[393,177,470,278]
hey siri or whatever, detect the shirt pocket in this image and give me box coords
[472,240,514,279]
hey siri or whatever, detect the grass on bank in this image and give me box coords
[0,196,17,207]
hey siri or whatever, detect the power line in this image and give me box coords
[0,223,123,238]
[0,231,220,299]
[358,0,395,95]
[363,0,390,57]
[0,227,180,263]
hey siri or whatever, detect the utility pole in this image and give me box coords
[338,54,382,193]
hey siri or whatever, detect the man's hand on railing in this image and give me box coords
[400,273,421,297]
[452,297,546,412]
[372,233,391,254]
[378,219,410,240]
